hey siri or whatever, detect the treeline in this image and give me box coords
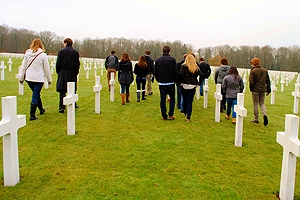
[0,24,299,72]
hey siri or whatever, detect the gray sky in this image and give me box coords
[1,0,300,49]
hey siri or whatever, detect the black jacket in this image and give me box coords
[199,62,211,80]
[56,45,80,91]
[134,63,150,78]
[154,54,177,83]
[178,64,203,85]
[118,61,133,84]
[145,55,154,74]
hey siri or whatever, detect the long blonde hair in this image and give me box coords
[30,38,45,52]
[183,54,199,74]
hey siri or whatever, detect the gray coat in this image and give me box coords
[215,65,230,84]
[222,74,244,98]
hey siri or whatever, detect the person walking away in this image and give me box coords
[118,53,133,105]
[215,57,230,113]
[222,66,244,124]
[144,50,155,95]
[56,38,80,113]
[19,38,52,121]
[178,54,203,122]
[154,46,177,120]
[105,50,119,91]
[249,57,271,126]
[134,55,150,102]
[176,54,187,112]
[198,58,211,96]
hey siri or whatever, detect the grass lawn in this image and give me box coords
[0,56,299,199]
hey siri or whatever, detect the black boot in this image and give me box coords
[30,103,38,121]
[142,91,146,100]
[137,92,140,102]
[38,98,45,115]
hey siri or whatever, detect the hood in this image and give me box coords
[220,65,230,71]
[25,48,43,57]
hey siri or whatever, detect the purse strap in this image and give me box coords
[24,52,43,79]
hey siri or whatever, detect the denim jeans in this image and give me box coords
[136,77,146,91]
[226,98,237,118]
[159,84,175,119]
[182,87,196,119]
[176,86,183,110]
[120,84,130,94]
[199,79,204,96]
[26,81,43,105]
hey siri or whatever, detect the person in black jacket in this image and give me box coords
[176,54,187,111]
[56,38,80,113]
[198,58,211,96]
[105,50,119,91]
[134,55,150,102]
[144,50,155,95]
[178,54,203,122]
[118,53,133,105]
[154,46,177,120]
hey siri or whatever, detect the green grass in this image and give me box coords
[0,56,299,199]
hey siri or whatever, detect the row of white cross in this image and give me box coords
[1,71,300,199]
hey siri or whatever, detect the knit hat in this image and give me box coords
[250,58,260,66]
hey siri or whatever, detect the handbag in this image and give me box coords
[23,52,42,80]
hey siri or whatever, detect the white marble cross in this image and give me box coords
[281,74,285,92]
[196,85,200,100]
[0,96,26,186]
[214,84,222,122]
[203,79,209,108]
[271,81,277,105]
[292,83,300,114]
[93,76,102,114]
[0,60,6,81]
[63,82,78,135]
[94,62,98,77]
[7,58,13,72]
[15,66,24,95]
[109,72,115,102]
[233,93,247,147]
[44,75,49,89]
[277,114,300,200]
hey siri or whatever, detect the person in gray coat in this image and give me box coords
[222,66,244,124]
[214,57,230,112]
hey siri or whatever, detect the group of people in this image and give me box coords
[215,57,270,125]
[19,39,271,125]
[19,38,80,120]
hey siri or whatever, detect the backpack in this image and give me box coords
[105,55,116,69]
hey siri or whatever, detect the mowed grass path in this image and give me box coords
[0,57,300,199]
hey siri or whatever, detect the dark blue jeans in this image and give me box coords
[120,84,130,94]
[26,81,43,105]
[159,84,175,119]
[136,77,146,91]
[226,98,237,118]
[176,86,183,110]
[182,87,196,119]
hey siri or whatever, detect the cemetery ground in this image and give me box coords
[0,57,300,199]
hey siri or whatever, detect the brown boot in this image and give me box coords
[126,94,130,103]
[120,94,125,105]
[232,118,236,124]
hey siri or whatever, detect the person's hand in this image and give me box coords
[266,93,270,96]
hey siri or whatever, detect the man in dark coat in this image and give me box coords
[56,38,80,113]
[198,58,211,96]
[154,46,177,120]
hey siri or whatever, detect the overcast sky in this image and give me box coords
[1,0,300,49]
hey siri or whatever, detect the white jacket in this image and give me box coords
[19,48,52,83]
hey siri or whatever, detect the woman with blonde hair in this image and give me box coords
[178,54,203,122]
[19,38,52,121]
[118,53,133,104]
[134,55,150,102]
